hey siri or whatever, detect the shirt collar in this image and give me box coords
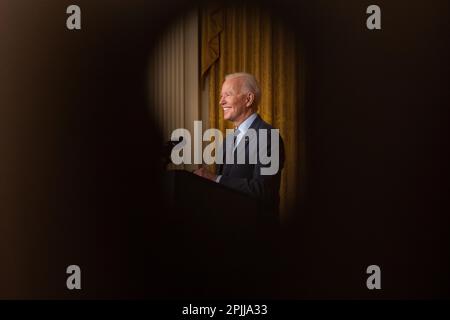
[236,112,258,135]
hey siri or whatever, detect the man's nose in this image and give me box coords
[220,97,225,105]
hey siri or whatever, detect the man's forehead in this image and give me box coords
[222,77,243,92]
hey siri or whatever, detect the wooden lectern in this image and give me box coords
[160,170,280,299]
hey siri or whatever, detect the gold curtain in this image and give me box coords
[201,4,302,220]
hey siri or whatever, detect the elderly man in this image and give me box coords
[194,72,285,215]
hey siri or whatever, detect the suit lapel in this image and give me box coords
[222,114,262,176]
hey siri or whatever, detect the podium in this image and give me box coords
[160,170,280,299]
[163,169,261,223]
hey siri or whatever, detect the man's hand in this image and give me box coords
[193,167,217,182]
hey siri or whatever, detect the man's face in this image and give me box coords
[220,78,251,123]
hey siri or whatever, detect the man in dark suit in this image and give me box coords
[194,72,285,216]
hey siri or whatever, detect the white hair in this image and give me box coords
[225,72,261,109]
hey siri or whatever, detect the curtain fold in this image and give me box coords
[201,4,301,219]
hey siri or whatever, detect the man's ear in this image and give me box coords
[245,92,255,107]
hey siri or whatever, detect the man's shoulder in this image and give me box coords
[253,114,285,149]
[252,114,274,130]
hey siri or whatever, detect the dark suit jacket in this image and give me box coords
[217,114,285,216]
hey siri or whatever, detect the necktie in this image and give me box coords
[233,128,240,150]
